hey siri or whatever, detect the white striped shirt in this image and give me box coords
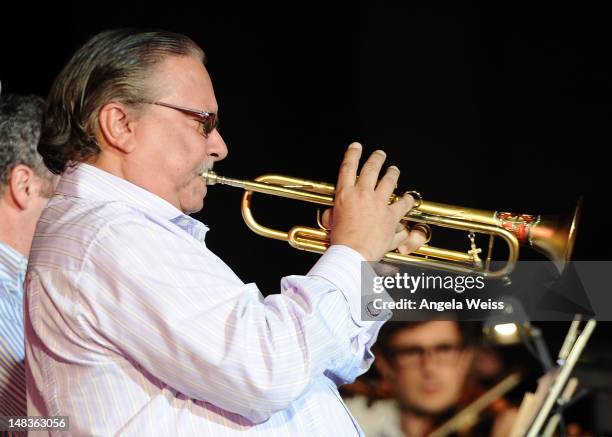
[25,163,385,436]
[0,242,27,417]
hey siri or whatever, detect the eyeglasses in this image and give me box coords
[141,101,219,138]
[387,342,463,368]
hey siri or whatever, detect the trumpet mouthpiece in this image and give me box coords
[200,170,218,185]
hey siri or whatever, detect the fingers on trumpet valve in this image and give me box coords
[394,223,431,255]
[318,208,333,231]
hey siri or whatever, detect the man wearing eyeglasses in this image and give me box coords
[344,321,517,437]
[24,29,427,435]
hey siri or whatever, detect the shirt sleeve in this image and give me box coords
[73,213,386,423]
[306,245,388,385]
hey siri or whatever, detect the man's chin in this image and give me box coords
[182,202,204,215]
[180,194,205,215]
[413,400,455,417]
[401,396,454,416]
[178,173,211,213]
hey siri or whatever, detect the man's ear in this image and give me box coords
[8,164,35,210]
[97,102,138,153]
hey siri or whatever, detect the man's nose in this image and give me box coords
[207,129,228,162]
[420,349,439,374]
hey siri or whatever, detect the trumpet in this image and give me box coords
[201,171,581,281]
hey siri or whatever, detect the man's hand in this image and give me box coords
[324,142,428,262]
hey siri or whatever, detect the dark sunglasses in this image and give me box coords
[141,101,219,137]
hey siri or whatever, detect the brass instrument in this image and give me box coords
[201,171,582,280]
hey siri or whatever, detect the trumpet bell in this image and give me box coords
[528,197,583,272]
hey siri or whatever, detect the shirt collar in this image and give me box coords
[170,214,209,243]
[0,241,27,296]
[55,163,209,242]
[56,163,185,221]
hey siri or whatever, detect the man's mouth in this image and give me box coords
[197,164,213,178]
[420,380,443,395]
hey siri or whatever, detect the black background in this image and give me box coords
[2,2,611,431]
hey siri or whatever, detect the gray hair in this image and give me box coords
[0,93,48,194]
[39,28,205,174]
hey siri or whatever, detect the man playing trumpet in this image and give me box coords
[25,29,426,435]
